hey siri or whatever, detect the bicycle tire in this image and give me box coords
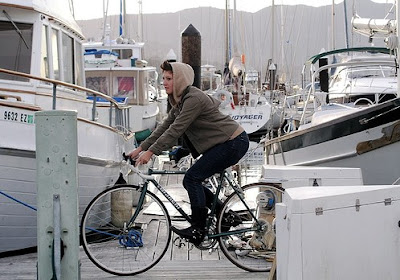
[80,184,171,276]
[217,182,284,272]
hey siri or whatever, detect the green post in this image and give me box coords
[35,110,80,279]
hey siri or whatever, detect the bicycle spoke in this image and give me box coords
[217,183,284,272]
[81,185,171,276]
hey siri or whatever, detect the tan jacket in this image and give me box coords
[140,62,241,156]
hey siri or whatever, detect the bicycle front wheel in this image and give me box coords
[217,183,284,272]
[80,185,171,276]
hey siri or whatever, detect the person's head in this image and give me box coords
[160,60,173,95]
[160,60,194,106]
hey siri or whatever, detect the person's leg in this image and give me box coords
[172,132,249,243]
[183,131,249,207]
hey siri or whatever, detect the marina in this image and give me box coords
[1,0,400,279]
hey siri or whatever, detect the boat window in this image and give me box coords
[113,49,132,59]
[116,77,134,97]
[75,41,84,86]
[51,28,60,80]
[347,66,396,79]
[62,32,74,84]
[0,21,33,81]
[86,76,110,95]
[40,25,49,78]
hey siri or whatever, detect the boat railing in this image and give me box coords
[0,67,131,134]
[300,59,397,124]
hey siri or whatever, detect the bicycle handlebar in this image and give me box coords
[122,153,155,181]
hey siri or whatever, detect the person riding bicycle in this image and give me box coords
[127,60,249,245]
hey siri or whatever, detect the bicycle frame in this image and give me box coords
[81,159,276,275]
[127,164,262,239]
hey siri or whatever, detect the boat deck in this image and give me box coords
[0,161,270,279]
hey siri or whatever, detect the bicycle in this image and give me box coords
[80,155,284,276]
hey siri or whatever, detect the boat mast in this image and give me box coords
[138,0,143,42]
[271,0,275,64]
[119,0,123,36]
[343,0,349,49]
[331,0,336,50]
[225,0,232,65]
[397,0,400,98]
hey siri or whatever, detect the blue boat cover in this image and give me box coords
[84,49,119,57]
[86,96,127,103]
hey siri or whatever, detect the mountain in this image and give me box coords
[77,1,394,86]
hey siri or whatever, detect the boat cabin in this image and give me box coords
[83,42,158,106]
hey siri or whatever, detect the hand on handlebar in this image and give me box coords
[125,147,154,167]
[135,150,154,166]
[126,147,143,160]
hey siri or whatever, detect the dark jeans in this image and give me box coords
[183,131,249,208]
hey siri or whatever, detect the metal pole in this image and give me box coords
[397,1,400,98]
[53,194,61,280]
[36,110,80,279]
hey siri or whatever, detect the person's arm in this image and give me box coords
[147,94,203,155]
[139,108,176,151]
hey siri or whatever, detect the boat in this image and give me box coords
[200,1,275,141]
[82,2,166,140]
[263,45,400,185]
[212,62,273,140]
[0,0,135,254]
[83,40,164,138]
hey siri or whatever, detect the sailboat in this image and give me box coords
[206,0,273,141]
[0,0,135,254]
[83,0,166,141]
[263,2,400,185]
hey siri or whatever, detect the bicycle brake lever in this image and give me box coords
[122,152,136,166]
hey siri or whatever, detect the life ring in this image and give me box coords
[213,89,233,108]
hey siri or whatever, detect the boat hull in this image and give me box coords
[265,98,400,185]
[0,150,121,254]
[0,107,134,254]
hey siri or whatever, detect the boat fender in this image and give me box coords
[213,89,234,109]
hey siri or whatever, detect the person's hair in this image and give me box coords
[160,60,173,72]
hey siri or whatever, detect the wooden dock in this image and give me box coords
[0,161,270,279]
[0,249,269,279]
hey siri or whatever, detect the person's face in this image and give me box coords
[162,71,173,95]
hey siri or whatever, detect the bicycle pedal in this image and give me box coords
[173,236,186,248]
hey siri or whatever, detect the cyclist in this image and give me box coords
[127,60,249,245]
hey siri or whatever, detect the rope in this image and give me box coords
[0,190,37,211]
[85,226,144,248]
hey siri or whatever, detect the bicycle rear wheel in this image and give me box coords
[80,185,171,276]
[217,183,284,272]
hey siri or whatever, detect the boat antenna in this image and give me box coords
[2,10,29,49]
[102,0,110,43]
[69,0,75,19]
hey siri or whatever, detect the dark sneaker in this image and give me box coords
[221,210,242,231]
[171,226,205,245]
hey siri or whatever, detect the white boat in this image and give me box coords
[202,1,274,140]
[207,59,273,140]
[264,0,400,185]
[83,41,164,138]
[0,0,135,254]
[264,46,400,185]
[82,3,166,139]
